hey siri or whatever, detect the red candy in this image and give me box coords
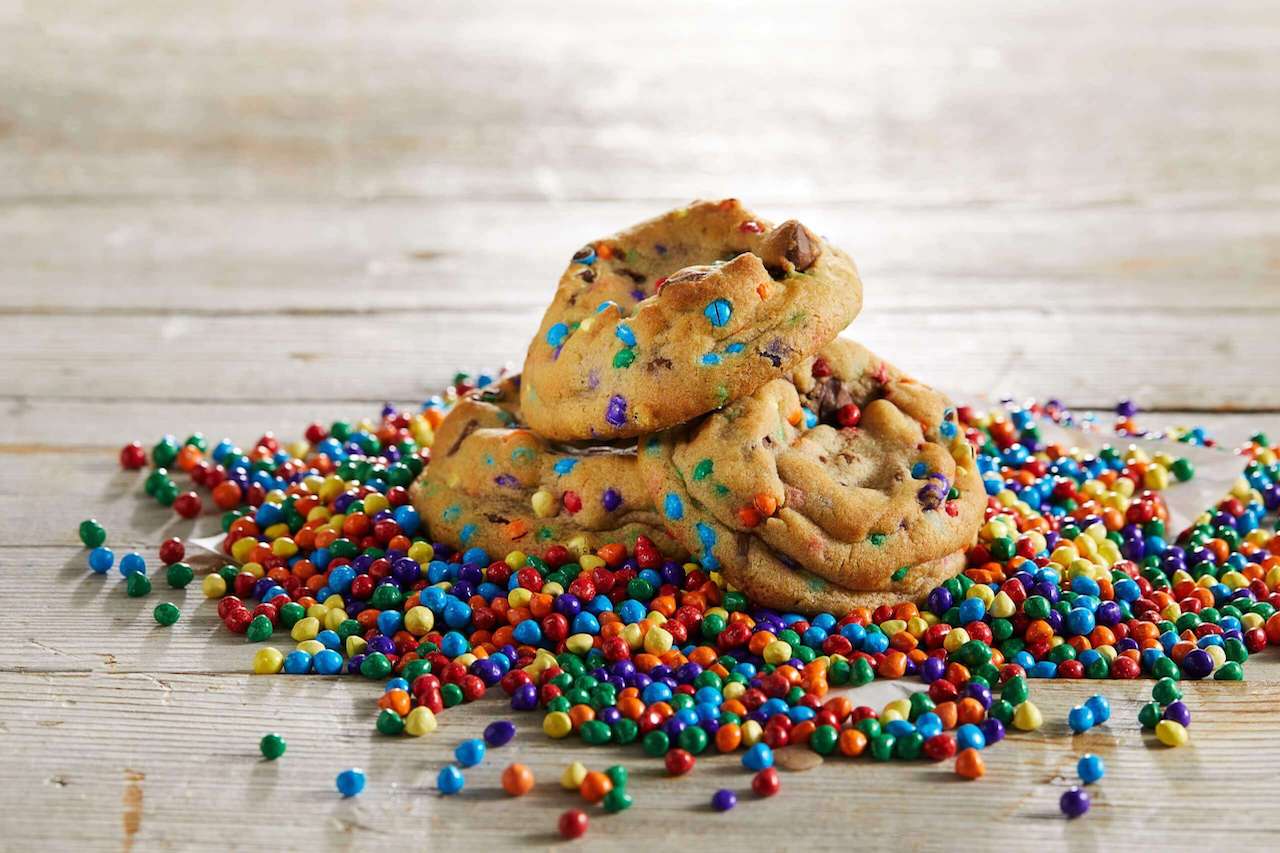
[119,441,147,470]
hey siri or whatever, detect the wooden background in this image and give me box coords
[3,1,1280,850]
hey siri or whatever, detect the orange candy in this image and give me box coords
[955,748,985,779]
[501,763,535,796]
[838,729,867,757]
[579,771,613,803]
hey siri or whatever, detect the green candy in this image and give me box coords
[810,725,839,755]
[152,436,179,467]
[1170,458,1195,482]
[989,699,1015,725]
[376,709,404,735]
[441,683,464,707]
[851,657,875,686]
[1151,656,1181,680]
[78,519,107,548]
[1152,676,1182,704]
[602,788,633,813]
[642,730,670,757]
[627,578,655,600]
[246,615,273,643]
[1085,656,1110,679]
[152,601,180,625]
[126,573,152,598]
[580,720,612,746]
[183,433,208,451]
[1023,595,1051,620]
[259,732,286,760]
[1138,701,1164,729]
[402,659,431,682]
[1214,661,1244,681]
[677,725,708,754]
[856,717,881,740]
[894,731,924,760]
[989,537,1016,561]
[605,765,628,788]
[359,652,392,680]
[612,719,639,745]
[164,562,194,588]
[828,659,852,686]
[908,692,936,720]
[959,640,992,668]
[154,479,180,506]
[722,591,747,612]
[1001,675,1029,705]
[869,733,896,761]
[546,696,571,714]
[370,584,402,610]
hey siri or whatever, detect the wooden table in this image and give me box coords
[4,2,1280,849]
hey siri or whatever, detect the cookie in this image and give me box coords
[411,376,685,560]
[520,199,863,441]
[719,546,968,617]
[637,338,983,614]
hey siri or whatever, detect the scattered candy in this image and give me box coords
[336,768,366,797]
[561,762,588,791]
[454,739,486,767]
[437,765,465,795]
[955,748,985,779]
[484,720,517,747]
[1155,720,1190,747]
[88,547,114,574]
[1060,786,1090,818]
[558,809,589,840]
[1067,705,1095,734]
[1077,753,1104,784]
[751,767,780,797]
[711,789,737,811]
[259,733,286,760]
[79,519,107,548]
[501,763,534,796]
[153,602,180,626]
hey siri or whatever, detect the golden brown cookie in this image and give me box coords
[636,338,982,614]
[411,377,685,560]
[520,199,862,441]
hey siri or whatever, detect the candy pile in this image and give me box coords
[78,385,1280,835]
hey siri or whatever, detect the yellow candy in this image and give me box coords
[883,698,911,720]
[561,762,589,790]
[905,616,929,638]
[264,489,287,505]
[943,628,971,654]
[324,608,349,631]
[644,626,674,655]
[202,573,227,598]
[1242,612,1265,631]
[454,653,477,668]
[620,623,643,649]
[579,555,606,572]
[363,494,390,516]
[1160,603,1182,622]
[742,719,764,747]
[723,681,746,701]
[1144,465,1170,491]
[345,635,367,658]
[404,706,438,737]
[1231,478,1252,500]
[302,474,325,494]
[543,711,573,739]
[1206,645,1227,668]
[404,606,434,635]
[306,603,328,621]
[408,541,435,563]
[880,707,905,724]
[531,489,557,519]
[1050,545,1079,566]
[1074,536,1098,558]
[1097,540,1121,566]
[241,561,265,580]
[263,522,291,541]
[509,588,533,608]
[1124,446,1150,465]
[1221,571,1249,590]
[995,489,1018,508]
[296,639,325,656]
[291,616,320,642]
[271,537,299,558]
[305,506,331,523]
[989,591,1016,619]
[965,584,995,606]
[566,536,590,556]
[566,634,595,655]
[763,640,792,665]
[879,619,907,637]
[252,647,284,674]
[318,476,345,501]
[1113,476,1135,498]
[1012,701,1043,731]
[1155,720,1189,747]
[505,550,528,570]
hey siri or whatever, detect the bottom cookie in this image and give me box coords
[718,544,966,617]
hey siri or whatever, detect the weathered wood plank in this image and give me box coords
[2,201,1278,314]
[2,1,1278,204]
[4,670,1280,851]
[4,311,1278,410]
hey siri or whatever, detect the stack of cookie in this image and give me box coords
[411,200,984,615]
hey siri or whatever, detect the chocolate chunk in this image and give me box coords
[617,267,647,284]
[760,220,821,272]
[661,265,714,288]
[446,419,480,457]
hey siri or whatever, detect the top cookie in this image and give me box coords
[520,199,863,441]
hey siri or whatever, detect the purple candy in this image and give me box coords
[605,395,628,427]
[711,789,737,811]
[510,683,539,711]
[602,489,622,512]
[1060,786,1090,818]
[484,720,517,746]
[1162,700,1192,728]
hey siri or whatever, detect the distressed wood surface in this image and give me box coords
[4,0,1280,849]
